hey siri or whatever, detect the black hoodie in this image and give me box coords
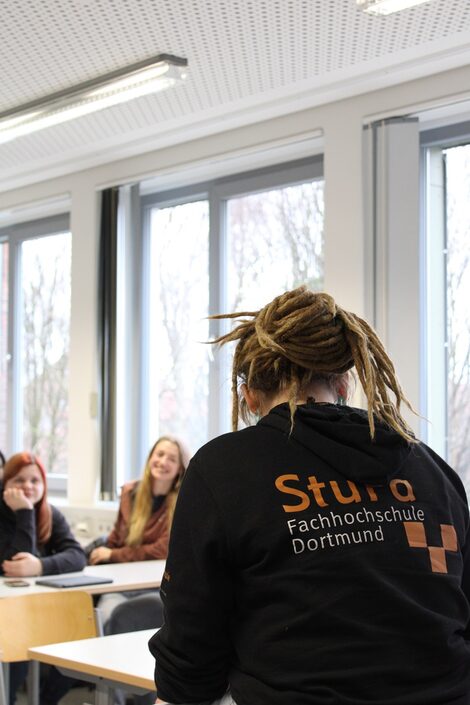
[150,403,470,705]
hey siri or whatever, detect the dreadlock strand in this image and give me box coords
[231,340,246,431]
[211,318,255,346]
[255,319,287,356]
[340,313,378,438]
[210,310,260,321]
[287,378,300,433]
[348,313,416,441]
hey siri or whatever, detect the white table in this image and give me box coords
[1,561,164,703]
[28,629,157,705]
[0,559,166,598]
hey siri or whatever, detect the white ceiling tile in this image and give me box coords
[1,0,470,191]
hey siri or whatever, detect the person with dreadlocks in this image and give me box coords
[150,286,470,705]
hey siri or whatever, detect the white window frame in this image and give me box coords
[420,119,470,463]
[118,156,324,481]
[0,213,70,495]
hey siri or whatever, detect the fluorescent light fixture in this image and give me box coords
[357,0,432,15]
[0,54,188,144]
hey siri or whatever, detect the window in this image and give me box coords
[423,123,470,493]
[444,144,470,486]
[147,200,210,454]
[121,157,324,476]
[226,180,324,311]
[0,241,8,452]
[0,215,71,493]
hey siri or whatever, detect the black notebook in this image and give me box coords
[35,575,113,588]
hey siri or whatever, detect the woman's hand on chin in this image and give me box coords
[2,552,42,577]
[3,487,33,511]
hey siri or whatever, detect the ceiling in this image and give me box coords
[1,0,470,194]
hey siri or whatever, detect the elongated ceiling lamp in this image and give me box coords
[357,0,432,14]
[0,54,187,144]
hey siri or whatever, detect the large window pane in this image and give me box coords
[21,232,71,474]
[444,144,470,490]
[0,242,8,452]
[137,160,324,468]
[226,180,324,311]
[148,201,209,454]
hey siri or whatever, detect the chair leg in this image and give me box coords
[27,661,39,705]
[95,682,112,705]
[0,663,9,705]
[94,608,104,637]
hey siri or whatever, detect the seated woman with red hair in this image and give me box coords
[0,452,86,578]
[0,452,86,705]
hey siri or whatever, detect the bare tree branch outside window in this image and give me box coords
[225,179,325,430]
[0,243,8,451]
[227,180,324,312]
[147,179,324,453]
[149,202,209,454]
[21,233,71,474]
[444,145,470,492]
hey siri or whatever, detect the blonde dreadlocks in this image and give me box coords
[211,286,416,442]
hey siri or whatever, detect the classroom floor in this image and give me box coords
[15,677,143,704]
[17,684,140,704]
[17,683,94,704]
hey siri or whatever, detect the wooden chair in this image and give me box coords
[0,590,99,705]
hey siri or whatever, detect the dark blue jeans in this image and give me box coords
[8,662,29,705]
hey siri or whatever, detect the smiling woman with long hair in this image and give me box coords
[87,435,190,628]
[89,435,190,566]
[41,436,191,705]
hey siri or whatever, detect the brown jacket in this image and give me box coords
[106,481,170,562]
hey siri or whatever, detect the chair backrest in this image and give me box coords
[0,590,97,662]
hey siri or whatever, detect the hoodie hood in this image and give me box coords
[259,401,412,485]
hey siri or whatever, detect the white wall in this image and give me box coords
[1,64,470,509]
